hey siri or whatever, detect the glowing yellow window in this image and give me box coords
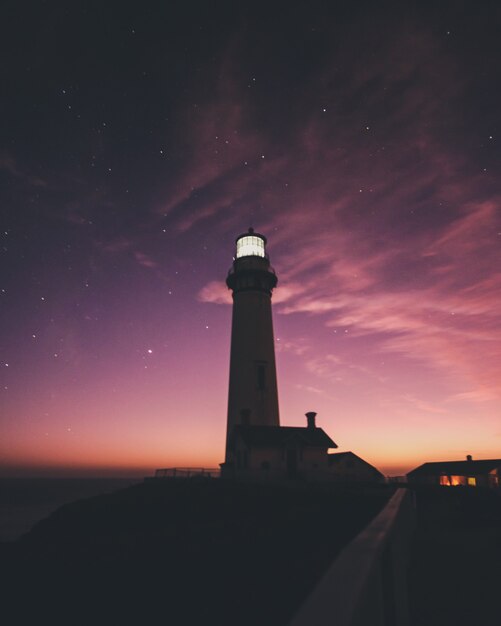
[467,477,476,486]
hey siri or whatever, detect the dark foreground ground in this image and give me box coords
[0,479,389,626]
[0,478,139,541]
[409,486,501,626]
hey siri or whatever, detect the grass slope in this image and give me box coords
[1,479,390,626]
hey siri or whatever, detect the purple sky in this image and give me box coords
[1,1,500,476]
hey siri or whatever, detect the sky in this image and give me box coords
[1,0,500,477]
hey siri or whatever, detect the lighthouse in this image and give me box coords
[224,228,280,461]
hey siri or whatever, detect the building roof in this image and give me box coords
[327,451,384,477]
[407,459,501,477]
[233,425,337,449]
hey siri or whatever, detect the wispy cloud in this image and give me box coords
[133,251,159,269]
[295,383,324,395]
[184,17,501,405]
[198,280,232,305]
[0,152,47,187]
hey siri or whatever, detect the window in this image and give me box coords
[257,363,266,390]
[240,408,250,426]
[440,475,464,486]
[467,477,476,487]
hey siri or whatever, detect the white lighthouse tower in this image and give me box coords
[224,228,280,461]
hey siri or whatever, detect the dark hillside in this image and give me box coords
[1,479,390,626]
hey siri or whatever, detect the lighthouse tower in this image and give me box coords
[225,228,280,460]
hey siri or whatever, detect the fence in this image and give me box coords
[154,467,221,479]
[289,488,415,626]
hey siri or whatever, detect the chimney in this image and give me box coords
[305,412,317,429]
[466,454,472,462]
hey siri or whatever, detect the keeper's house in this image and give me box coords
[407,455,501,489]
[327,451,385,483]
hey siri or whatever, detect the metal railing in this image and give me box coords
[289,488,416,626]
[154,467,221,479]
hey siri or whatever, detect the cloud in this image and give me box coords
[305,354,343,380]
[167,16,501,403]
[397,394,448,415]
[295,384,324,395]
[198,281,232,305]
[96,237,134,254]
[275,338,310,356]
[133,251,159,269]
[0,152,47,187]
[155,54,269,233]
[198,278,306,307]
[93,238,163,273]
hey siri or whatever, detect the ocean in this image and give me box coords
[0,478,140,542]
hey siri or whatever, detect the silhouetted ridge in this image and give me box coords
[1,480,390,626]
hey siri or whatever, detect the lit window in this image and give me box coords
[236,235,265,258]
[467,477,476,487]
[440,475,465,486]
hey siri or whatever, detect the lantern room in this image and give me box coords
[235,228,266,259]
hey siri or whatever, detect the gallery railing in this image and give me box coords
[288,488,416,626]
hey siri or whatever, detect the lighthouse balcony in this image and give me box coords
[226,262,277,292]
[226,264,276,278]
[228,254,274,273]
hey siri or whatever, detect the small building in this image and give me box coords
[224,412,338,480]
[327,451,385,483]
[407,456,501,489]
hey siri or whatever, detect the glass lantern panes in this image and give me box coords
[236,236,265,258]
